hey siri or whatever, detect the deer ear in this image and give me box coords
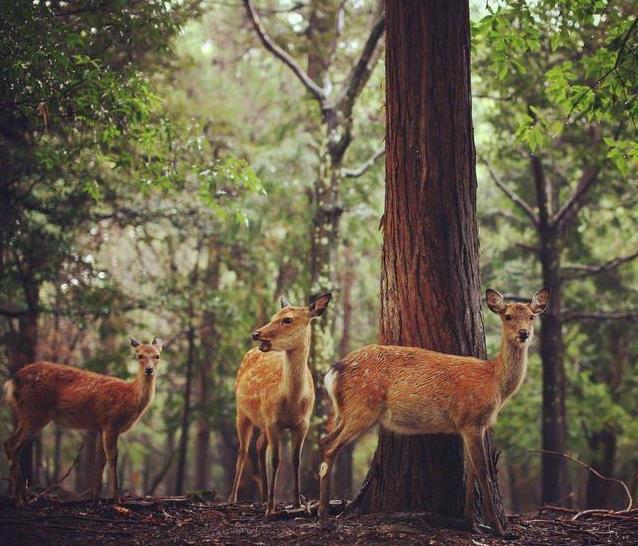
[130,337,141,348]
[280,296,291,308]
[309,292,332,318]
[486,289,506,314]
[152,337,164,351]
[530,288,550,315]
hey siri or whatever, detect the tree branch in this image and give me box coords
[243,0,325,104]
[0,306,30,318]
[562,249,638,280]
[342,147,385,178]
[336,4,385,115]
[562,310,638,322]
[553,165,601,232]
[479,157,539,226]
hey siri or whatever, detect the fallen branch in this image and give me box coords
[28,443,83,505]
[529,448,633,516]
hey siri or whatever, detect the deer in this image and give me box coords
[318,288,550,535]
[228,293,332,516]
[3,336,163,506]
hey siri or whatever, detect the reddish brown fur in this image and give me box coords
[319,289,550,536]
[3,337,162,505]
[228,294,331,515]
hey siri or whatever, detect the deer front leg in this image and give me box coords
[265,425,281,516]
[462,428,505,536]
[256,432,268,503]
[290,423,309,509]
[102,429,120,503]
[91,431,106,501]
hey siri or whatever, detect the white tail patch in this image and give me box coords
[319,462,328,477]
[3,379,16,410]
[324,367,340,421]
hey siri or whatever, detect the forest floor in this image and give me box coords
[1,495,637,545]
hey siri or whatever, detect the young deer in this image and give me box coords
[319,288,550,535]
[3,337,163,505]
[228,293,332,515]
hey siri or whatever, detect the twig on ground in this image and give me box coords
[529,448,633,518]
[27,443,84,505]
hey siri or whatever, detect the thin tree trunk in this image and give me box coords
[174,324,196,495]
[350,1,504,525]
[585,430,617,509]
[332,243,355,499]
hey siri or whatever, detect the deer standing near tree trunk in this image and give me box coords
[228,293,332,515]
[4,337,162,505]
[319,289,550,535]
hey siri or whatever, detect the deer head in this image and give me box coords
[486,288,550,345]
[130,337,163,377]
[252,293,332,352]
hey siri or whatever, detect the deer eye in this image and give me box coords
[504,314,512,321]
[154,355,160,360]
[282,317,293,325]
[529,315,534,320]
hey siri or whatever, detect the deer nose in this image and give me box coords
[518,329,529,339]
[252,331,261,340]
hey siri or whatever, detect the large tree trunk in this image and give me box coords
[350,1,504,523]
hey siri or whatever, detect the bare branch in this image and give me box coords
[342,147,385,178]
[243,0,325,104]
[562,310,638,322]
[562,249,638,280]
[553,165,601,231]
[336,4,385,115]
[529,448,632,513]
[479,157,539,226]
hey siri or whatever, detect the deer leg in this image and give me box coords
[6,417,49,505]
[290,422,309,509]
[462,428,504,536]
[256,432,268,503]
[464,451,476,529]
[91,431,107,501]
[102,429,120,503]
[265,425,281,516]
[228,412,253,504]
[319,411,375,518]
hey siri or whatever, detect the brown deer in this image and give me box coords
[3,337,163,505]
[228,293,332,515]
[318,288,550,535]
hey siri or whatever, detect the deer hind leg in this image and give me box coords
[464,451,476,528]
[91,431,107,500]
[6,415,50,505]
[102,429,120,503]
[264,424,282,516]
[462,427,504,536]
[256,432,268,503]
[228,412,253,504]
[290,422,309,509]
[318,410,377,518]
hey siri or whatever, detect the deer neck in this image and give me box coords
[494,337,529,402]
[281,329,311,398]
[132,368,156,411]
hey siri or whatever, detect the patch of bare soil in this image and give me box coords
[1,496,637,545]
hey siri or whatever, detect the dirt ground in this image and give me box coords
[1,496,637,545]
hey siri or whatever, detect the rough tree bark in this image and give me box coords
[350,1,504,523]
